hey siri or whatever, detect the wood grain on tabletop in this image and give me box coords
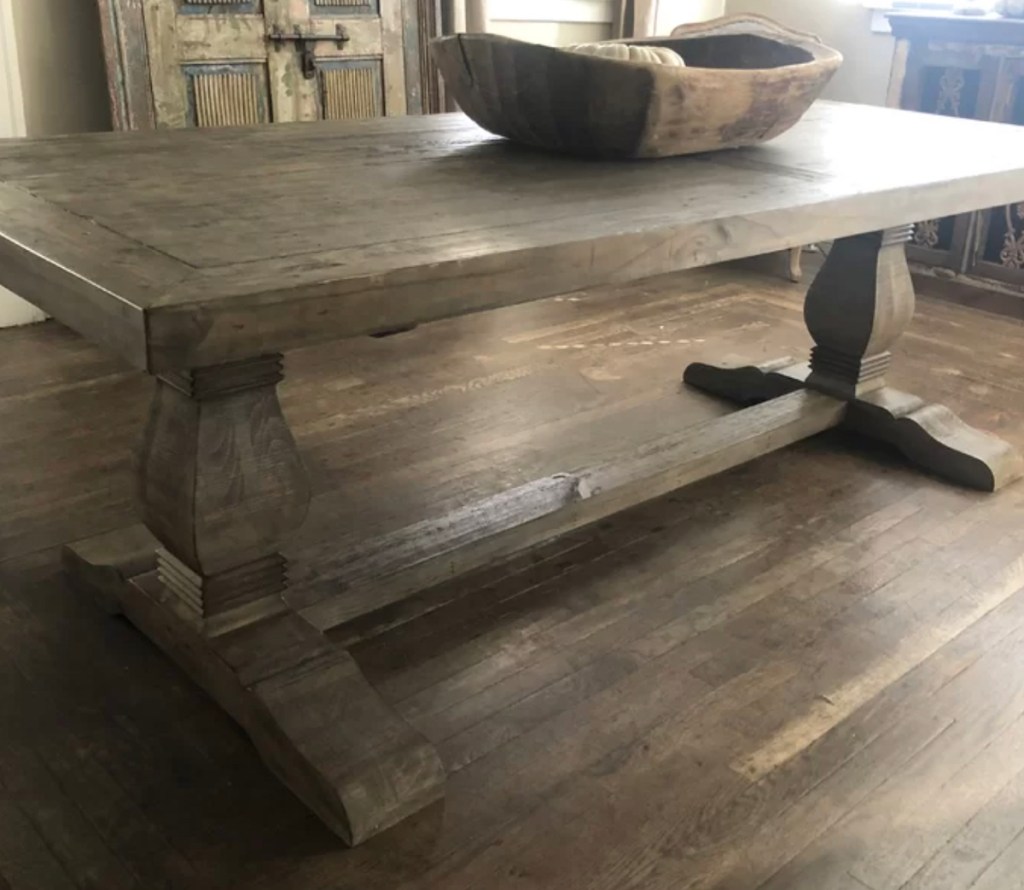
[3,103,1024,370]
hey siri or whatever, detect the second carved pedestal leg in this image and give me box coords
[65,354,446,845]
[685,227,1023,492]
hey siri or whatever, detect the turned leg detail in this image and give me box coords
[686,226,1023,492]
[66,354,446,846]
[138,355,309,635]
[787,246,804,283]
[803,226,915,401]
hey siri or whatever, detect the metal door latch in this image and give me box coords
[267,25,350,79]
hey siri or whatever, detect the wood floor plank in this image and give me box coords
[0,797,77,890]
[407,533,1024,890]
[372,447,895,713]
[0,746,139,890]
[966,822,1024,890]
[752,623,1024,890]
[36,737,201,890]
[429,477,921,770]
[639,597,1024,890]
[848,711,1024,890]
[725,500,1024,780]
[901,763,1024,890]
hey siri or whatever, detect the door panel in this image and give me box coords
[308,0,381,15]
[180,1,262,11]
[176,15,268,59]
[289,0,407,119]
[185,63,271,126]
[378,0,409,115]
[143,0,189,128]
[145,0,272,127]
[265,14,386,120]
[968,57,1024,286]
[318,59,384,119]
[898,46,997,271]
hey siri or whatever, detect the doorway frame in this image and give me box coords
[0,0,45,326]
[0,0,24,139]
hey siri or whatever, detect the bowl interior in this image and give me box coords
[638,34,814,70]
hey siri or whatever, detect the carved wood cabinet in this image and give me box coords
[888,12,1024,289]
[97,0,433,130]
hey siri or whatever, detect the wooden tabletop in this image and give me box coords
[2,100,1024,373]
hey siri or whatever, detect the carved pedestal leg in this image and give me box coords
[802,226,915,402]
[139,356,309,635]
[686,227,1023,492]
[64,355,445,845]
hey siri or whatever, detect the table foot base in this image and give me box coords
[684,357,807,405]
[685,358,1023,492]
[846,389,1024,493]
[61,525,157,615]
[63,527,446,847]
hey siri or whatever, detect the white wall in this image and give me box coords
[12,0,110,137]
[0,0,110,328]
[488,0,615,44]
[657,0,725,31]
[725,0,894,105]
[488,0,725,45]
[0,0,43,326]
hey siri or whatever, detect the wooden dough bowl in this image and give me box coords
[431,15,843,159]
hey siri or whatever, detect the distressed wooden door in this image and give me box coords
[139,0,410,128]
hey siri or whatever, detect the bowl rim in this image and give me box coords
[432,13,843,76]
[663,12,843,69]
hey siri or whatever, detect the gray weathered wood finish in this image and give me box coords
[3,100,1024,843]
[3,103,1024,372]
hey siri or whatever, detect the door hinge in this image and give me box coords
[267,25,350,79]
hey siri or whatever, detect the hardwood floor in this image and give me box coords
[2,263,1024,890]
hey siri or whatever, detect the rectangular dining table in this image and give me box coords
[2,100,1023,845]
